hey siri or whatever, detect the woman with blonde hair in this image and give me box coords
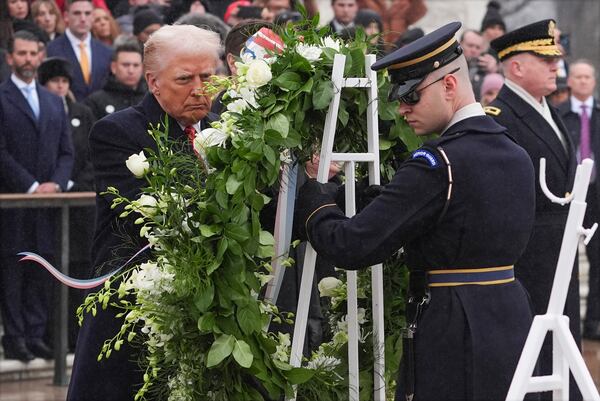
[31,0,64,40]
[91,7,120,46]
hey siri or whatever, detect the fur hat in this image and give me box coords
[38,57,73,85]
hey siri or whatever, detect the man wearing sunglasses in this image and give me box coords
[294,22,537,401]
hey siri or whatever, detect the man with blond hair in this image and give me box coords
[67,25,221,401]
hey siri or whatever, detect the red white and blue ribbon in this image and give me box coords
[17,244,151,289]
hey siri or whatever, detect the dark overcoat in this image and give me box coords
[296,116,537,401]
[67,93,215,401]
[488,87,581,340]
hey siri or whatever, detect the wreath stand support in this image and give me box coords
[272,53,385,401]
[506,158,600,401]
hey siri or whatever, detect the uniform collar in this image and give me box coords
[442,102,485,134]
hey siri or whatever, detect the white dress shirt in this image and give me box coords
[504,78,567,150]
[570,95,594,118]
[65,28,92,66]
[442,102,486,134]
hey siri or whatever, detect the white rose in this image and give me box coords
[318,276,342,297]
[245,59,272,88]
[296,43,322,63]
[321,36,341,52]
[226,98,249,114]
[193,128,229,156]
[136,194,158,217]
[238,87,258,108]
[125,151,149,178]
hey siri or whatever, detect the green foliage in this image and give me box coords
[78,12,418,401]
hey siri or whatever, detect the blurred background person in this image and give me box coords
[549,77,570,108]
[132,7,162,44]
[0,30,73,362]
[559,59,600,341]
[84,40,145,119]
[37,56,96,351]
[6,0,30,21]
[353,8,383,51]
[46,0,113,101]
[480,0,505,48]
[91,7,120,46]
[175,10,229,44]
[357,0,427,47]
[31,0,65,40]
[479,72,503,107]
[328,0,357,34]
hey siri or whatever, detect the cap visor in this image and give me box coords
[389,77,425,101]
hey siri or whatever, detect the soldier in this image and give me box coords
[295,22,537,401]
[486,20,581,401]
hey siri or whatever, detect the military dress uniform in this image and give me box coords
[295,22,537,401]
[486,21,581,400]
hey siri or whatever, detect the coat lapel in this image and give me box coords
[5,79,37,126]
[500,87,569,172]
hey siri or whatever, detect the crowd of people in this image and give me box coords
[0,0,599,400]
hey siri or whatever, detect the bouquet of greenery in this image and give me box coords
[79,12,418,401]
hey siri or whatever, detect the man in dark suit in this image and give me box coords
[486,20,581,400]
[0,30,74,361]
[296,22,536,401]
[327,0,357,34]
[46,0,113,101]
[67,25,221,401]
[559,59,600,341]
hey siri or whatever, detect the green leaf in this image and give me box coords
[237,302,262,335]
[225,223,250,242]
[272,71,302,91]
[232,339,253,368]
[199,224,221,237]
[379,138,393,150]
[226,175,242,195]
[265,113,289,138]
[197,312,215,332]
[284,367,316,385]
[206,334,235,367]
[193,283,214,312]
[312,79,334,110]
[263,146,277,165]
[258,230,275,246]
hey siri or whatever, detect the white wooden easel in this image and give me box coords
[506,158,600,401]
[267,53,386,401]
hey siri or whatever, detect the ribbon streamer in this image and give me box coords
[17,244,151,289]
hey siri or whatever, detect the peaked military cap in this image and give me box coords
[372,21,463,100]
[490,19,562,61]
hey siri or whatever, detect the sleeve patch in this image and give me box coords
[484,106,501,116]
[411,149,439,167]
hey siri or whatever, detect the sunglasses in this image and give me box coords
[396,67,461,105]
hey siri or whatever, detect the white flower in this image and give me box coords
[125,151,149,178]
[135,194,158,217]
[318,276,342,297]
[296,43,322,63]
[226,98,249,114]
[245,59,272,88]
[321,36,341,52]
[307,355,341,371]
[193,128,229,156]
[238,87,258,108]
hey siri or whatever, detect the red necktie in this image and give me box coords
[184,125,196,146]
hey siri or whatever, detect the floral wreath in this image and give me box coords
[82,13,417,401]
